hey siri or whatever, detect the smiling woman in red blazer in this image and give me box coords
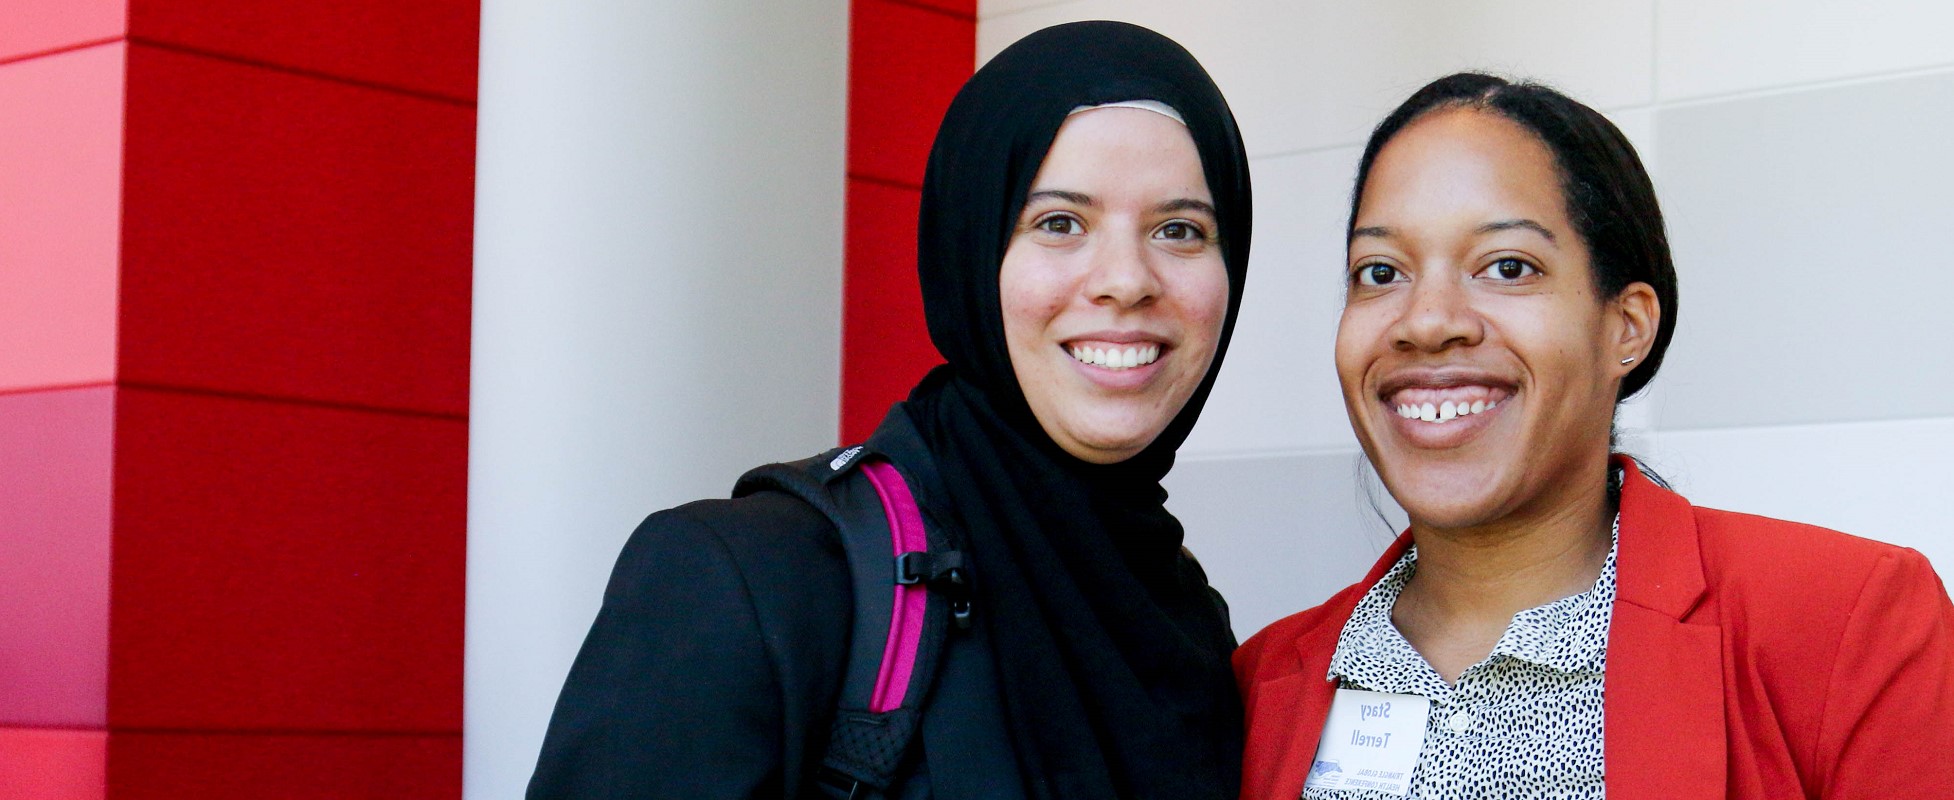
[1235,73,1954,800]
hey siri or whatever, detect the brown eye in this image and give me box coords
[1355,263,1401,287]
[1037,215,1081,235]
[1484,257,1538,281]
[1154,220,1204,241]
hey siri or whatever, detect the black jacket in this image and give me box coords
[527,434,1024,797]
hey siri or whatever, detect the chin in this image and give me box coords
[1372,451,1515,531]
[1058,420,1161,464]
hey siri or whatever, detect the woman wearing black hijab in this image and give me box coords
[528,21,1252,799]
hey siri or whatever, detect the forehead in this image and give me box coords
[1356,107,1567,232]
[1033,107,1209,195]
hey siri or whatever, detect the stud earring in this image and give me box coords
[1620,357,1636,366]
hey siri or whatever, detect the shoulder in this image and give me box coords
[605,491,848,606]
[600,491,854,678]
[1679,505,1954,788]
[1234,581,1367,687]
[1689,505,1937,610]
[528,492,853,796]
[1684,504,1951,684]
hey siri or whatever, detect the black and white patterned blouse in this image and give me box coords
[1307,516,1619,800]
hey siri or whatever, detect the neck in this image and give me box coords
[1389,462,1616,682]
[1405,469,1615,619]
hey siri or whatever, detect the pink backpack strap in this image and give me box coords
[735,445,969,796]
[860,461,927,712]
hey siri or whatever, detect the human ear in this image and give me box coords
[1609,281,1659,376]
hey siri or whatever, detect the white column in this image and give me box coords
[466,2,847,795]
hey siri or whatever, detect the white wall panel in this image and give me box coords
[1656,0,1954,101]
[1654,71,1954,431]
[1185,146,1361,458]
[978,0,1654,157]
[1166,450,1407,640]
[467,1,847,796]
[978,0,1072,19]
[1640,417,1954,575]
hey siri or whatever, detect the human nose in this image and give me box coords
[1083,228,1161,308]
[1391,269,1483,353]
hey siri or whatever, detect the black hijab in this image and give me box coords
[891,20,1251,799]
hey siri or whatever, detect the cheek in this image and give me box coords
[997,259,1062,346]
[1174,262,1232,347]
[1334,304,1386,389]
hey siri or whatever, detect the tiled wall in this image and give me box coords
[1,1,475,795]
[980,0,1954,638]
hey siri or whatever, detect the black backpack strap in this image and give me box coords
[734,446,967,799]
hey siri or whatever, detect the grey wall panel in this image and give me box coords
[978,0,1653,157]
[1657,0,1954,101]
[1185,146,1361,457]
[1655,71,1954,430]
[1166,450,1406,641]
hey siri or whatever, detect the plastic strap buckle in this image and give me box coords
[814,766,870,800]
[893,551,974,630]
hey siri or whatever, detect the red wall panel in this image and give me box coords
[848,0,976,188]
[118,44,475,416]
[841,180,940,441]
[2,0,476,794]
[108,388,465,732]
[0,43,125,392]
[0,387,115,728]
[841,0,974,439]
[128,0,478,101]
[109,731,457,799]
[0,726,107,800]
[0,0,124,63]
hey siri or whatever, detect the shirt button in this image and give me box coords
[1445,710,1473,732]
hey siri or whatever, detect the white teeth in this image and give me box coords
[1069,343,1162,370]
[1397,395,1506,424]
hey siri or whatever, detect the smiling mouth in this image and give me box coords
[1386,385,1514,424]
[1068,343,1161,370]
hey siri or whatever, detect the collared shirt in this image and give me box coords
[1306,516,1619,800]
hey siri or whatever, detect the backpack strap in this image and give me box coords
[734,446,968,799]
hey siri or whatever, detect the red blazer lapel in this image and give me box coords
[1605,458,1726,800]
[1241,536,1412,800]
[1243,666,1337,798]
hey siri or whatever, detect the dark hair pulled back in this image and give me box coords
[1349,72,1678,400]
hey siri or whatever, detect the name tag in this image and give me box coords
[1303,688,1430,797]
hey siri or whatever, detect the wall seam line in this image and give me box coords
[118,381,468,422]
[848,172,925,192]
[0,35,126,68]
[126,36,477,108]
[870,0,978,23]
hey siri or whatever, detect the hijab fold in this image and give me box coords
[888,21,1253,799]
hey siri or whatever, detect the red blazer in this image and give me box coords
[1234,458,1954,799]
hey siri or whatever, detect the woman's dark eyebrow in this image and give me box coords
[1350,225,1394,242]
[1025,189,1095,206]
[1154,198,1217,217]
[1477,218,1558,243]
